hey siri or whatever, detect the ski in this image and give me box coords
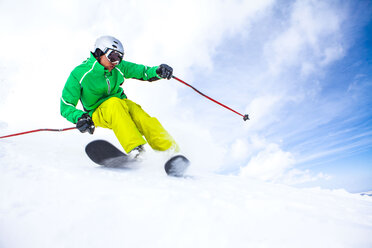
[85,140,134,168]
[85,139,190,177]
[164,155,190,177]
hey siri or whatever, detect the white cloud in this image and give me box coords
[320,44,345,66]
[264,0,346,76]
[246,94,283,131]
[230,138,251,161]
[239,142,330,185]
[240,143,295,181]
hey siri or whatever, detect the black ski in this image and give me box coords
[164,155,190,177]
[85,140,133,168]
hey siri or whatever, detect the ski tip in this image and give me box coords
[85,139,130,167]
[165,155,190,177]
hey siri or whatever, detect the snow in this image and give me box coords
[1,129,372,248]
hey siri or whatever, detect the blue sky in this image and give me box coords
[0,0,371,192]
[184,0,372,192]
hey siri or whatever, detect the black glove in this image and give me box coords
[76,113,95,134]
[156,64,173,80]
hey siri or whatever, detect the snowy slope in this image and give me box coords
[0,129,372,248]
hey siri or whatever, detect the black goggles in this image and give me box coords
[105,49,124,64]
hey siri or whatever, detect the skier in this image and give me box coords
[60,35,180,160]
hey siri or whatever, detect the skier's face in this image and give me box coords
[99,55,117,72]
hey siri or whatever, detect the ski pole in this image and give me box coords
[0,127,76,139]
[172,75,249,121]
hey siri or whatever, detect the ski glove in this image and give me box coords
[76,113,95,134]
[156,64,173,80]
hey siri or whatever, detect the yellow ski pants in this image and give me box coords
[92,97,178,154]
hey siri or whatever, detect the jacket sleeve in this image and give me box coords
[60,73,86,124]
[119,61,161,81]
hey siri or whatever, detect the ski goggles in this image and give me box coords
[104,49,124,64]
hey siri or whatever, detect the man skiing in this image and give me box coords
[60,35,181,162]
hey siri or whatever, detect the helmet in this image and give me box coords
[92,35,124,57]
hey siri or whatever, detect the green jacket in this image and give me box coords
[60,53,161,123]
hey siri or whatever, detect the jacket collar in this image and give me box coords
[87,53,108,74]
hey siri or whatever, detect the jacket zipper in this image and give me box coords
[105,75,111,95]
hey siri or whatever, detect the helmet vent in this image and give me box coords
[113,44,117,48]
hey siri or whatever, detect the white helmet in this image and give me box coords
[93,35,124,54]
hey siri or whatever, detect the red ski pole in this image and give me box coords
[172,76,249,121]
[0,127,76,139]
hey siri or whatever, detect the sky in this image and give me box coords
[0,0,371,193]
